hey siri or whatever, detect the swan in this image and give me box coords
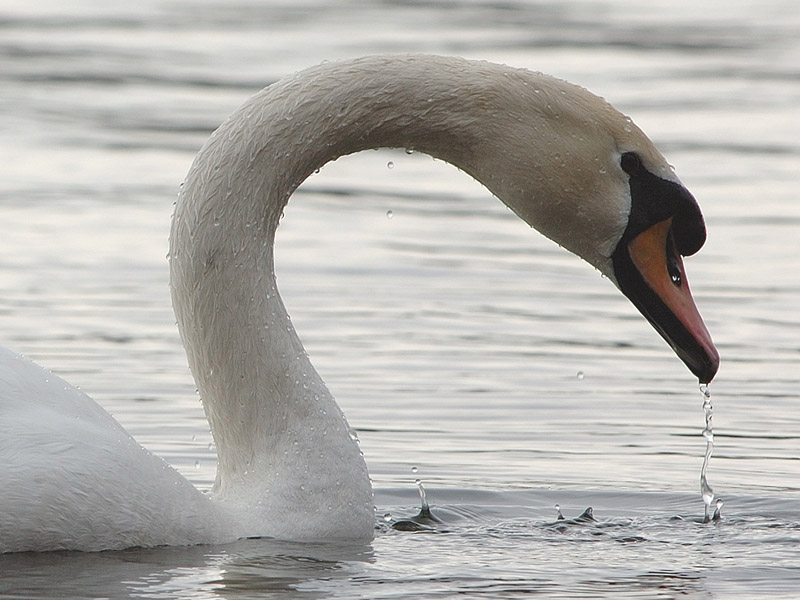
[0,55,719,552]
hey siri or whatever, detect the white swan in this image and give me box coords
[0,55,719,552]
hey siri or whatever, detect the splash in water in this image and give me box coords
[416,477,430,514]
[390,467,442,531]
[699,384,721,522]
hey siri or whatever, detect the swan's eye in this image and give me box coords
[667,256,682,287]
[620,152,642,175]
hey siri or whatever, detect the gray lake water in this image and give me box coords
[1,0,799,598]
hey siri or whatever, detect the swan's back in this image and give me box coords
[0,347,232,552]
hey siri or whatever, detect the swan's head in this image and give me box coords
[467,67,719,383]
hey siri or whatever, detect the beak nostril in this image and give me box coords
[667,258,682,287]
[613,217,717,382]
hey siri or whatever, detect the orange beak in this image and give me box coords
[620,218,719,383]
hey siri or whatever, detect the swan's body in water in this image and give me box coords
[0,55,719,552]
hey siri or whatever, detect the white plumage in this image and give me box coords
[0,55,708,552]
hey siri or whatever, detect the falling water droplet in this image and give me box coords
[383,512,393,523]
[411,466,418,474]
[386,210,393,219]
[194,460,200,469]
[576,371,585,380]
[555,504,565,521]
[387,161,394,169]
[699,383,716,522]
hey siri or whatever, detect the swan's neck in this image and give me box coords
[168,55,621,537]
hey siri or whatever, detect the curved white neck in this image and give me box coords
[167,55,636,536]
